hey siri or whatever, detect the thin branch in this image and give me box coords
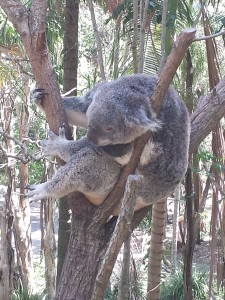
[151,28,196,113]
[193,29,225,42]
[159,0,168,73]
[86,0,106,81]
[138,0,150,73]
[132,0,139,73]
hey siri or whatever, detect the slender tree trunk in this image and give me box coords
[0,200,14,299]
[159,0,168,72]
[57,0,80,285]
[146,199,166,300]
[118,234,131,300]
[138,0,149,73]
[0,88,15,298]
[193,150,201,245]
[132,0,138,73]
[171,186,180,273]
[13,85,34,291]
[183,167,194,300]
[113,17,121,79]
[43,197,56,299]
[86,0,106,80]
[208,184,218,297]
[62,0,79,96]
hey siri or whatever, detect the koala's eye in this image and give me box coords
[104,126,113,132]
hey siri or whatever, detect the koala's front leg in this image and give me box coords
[41,127,73,162]
[25,183,50,201]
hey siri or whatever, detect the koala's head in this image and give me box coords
[86,87,161,146]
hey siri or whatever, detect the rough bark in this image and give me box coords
[62,0,79,95]
[0,203,14,299]
[183,167,194,300]
[132,0,138,74]
[13,84,34,291]
[56,0,80,285]
[0,86,15,298]
[190,79,225,153]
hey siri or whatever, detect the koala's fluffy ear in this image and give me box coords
[126,108,162,132]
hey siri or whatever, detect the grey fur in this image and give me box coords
[29,74,190,211]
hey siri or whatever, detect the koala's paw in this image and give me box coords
[31,88,48,106]
[25,183,47,201]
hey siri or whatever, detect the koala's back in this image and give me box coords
[128,75,190,204]
[94,74,190,204]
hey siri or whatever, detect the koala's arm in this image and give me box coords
[32,81,108,128]
[40,127,89,162]
[25,133,121,203]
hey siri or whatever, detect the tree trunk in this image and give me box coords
[55,194,109,300]
[86,0,106,80]
[171,186,180,272]
[56,0,80,285]
[62,0,79,96]
[0,202,14,299]
[183,167,194,300]
[13,84,34,291]
[0,86,16,298]
[118,234,131,300]
[146,199,166,300]
[43,197,56,299]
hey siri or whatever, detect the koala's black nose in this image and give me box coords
[87,127,98,145]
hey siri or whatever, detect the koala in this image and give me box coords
[27,74,190,212]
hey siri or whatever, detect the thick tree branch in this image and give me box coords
[89,132,150,231]
[0,0,70,136]
[190,81,225,153]
[91,176,140,300]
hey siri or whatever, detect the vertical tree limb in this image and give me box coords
[86,0,106,81]
[132,0,139,73]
